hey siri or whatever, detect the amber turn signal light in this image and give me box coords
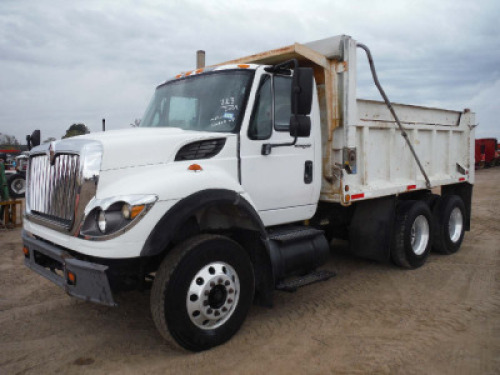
[188,164,203,172]
[23,246,29,257]
[130,205,145,219]
[67,271,76,285]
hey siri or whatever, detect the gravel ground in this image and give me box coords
[1,168,499,375]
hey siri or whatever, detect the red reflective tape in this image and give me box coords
[459,177,466,181]
[351,193,365,200]
[407,185,417,191]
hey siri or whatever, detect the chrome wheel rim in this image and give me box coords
[411,215,430,256]
[11,178,26,194]
[186,261,240,330]
[448,207,463,243]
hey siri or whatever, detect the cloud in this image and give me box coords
[0,0,498,143]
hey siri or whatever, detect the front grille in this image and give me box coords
[27,154,80,228]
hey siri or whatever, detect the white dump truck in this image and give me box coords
[22,35,475,351]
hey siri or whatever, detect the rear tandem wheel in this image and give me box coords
[391,200,433,269]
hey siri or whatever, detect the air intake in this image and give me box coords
[175,139,226,161]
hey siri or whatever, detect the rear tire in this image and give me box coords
[391,200,432,269]
[432,195,466,255]
[150,234,254,352]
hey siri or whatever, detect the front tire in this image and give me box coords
[391,200,433,269]
[151,234,254,351]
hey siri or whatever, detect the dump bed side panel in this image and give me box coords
[320,99,475,203]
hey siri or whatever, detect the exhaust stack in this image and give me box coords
[196,50,205,69]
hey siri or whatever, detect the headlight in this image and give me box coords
[121,204,131,220]
[97,210,107,233]
[80,195,157,240]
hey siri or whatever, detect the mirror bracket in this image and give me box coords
[261,136,298,156]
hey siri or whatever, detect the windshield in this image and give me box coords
[140,70,254,133]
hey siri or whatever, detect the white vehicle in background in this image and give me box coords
[22,35,474,351]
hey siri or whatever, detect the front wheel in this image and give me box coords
[150,234,254,351]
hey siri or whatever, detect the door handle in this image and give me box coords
[304,161,313,184]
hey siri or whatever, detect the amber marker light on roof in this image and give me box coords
[195,69,204,74]
[188,164,203,172]
[238,64,250,69]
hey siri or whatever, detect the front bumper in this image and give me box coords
[22,231,116,306]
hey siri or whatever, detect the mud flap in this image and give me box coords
[349,197,395,262]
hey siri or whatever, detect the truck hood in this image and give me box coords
[76,128,231,170]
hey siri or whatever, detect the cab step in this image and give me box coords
[276,269,336,292]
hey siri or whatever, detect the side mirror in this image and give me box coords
[291,67,314,116]
[290,115,311,138]
[27,130,41,150]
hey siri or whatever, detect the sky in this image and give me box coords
[1,0,499,144]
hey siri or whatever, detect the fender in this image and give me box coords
[141,189,268,257]
[142,189,275,306]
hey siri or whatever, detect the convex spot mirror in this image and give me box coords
[290,115,311,138]
[291,67,314,116]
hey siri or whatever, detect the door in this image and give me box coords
[240,72,316,223]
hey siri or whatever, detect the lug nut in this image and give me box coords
[218,278,223,284]
[210,281,215,287]
[222,307,227,312]
[227,299,233,304]
[214,311,220,317]
[224,280,230,286]
[207,309,213,314]
[228,288,234,294]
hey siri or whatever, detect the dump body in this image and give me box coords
[218,35,475,205]
[330,100,474,204]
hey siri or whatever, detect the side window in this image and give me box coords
[149,97,167,127]
[169,97,198,128]
[274,76,292,131]
[248,75,272,140]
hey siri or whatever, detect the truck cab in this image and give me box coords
[138,64,322,224]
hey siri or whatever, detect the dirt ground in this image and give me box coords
[1,169,499,375]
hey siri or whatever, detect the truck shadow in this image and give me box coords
[62,240,398,357]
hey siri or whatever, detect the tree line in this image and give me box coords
[0,123,91,149]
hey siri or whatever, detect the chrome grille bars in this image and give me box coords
[26,139,103,235]
[28,154,79,227]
